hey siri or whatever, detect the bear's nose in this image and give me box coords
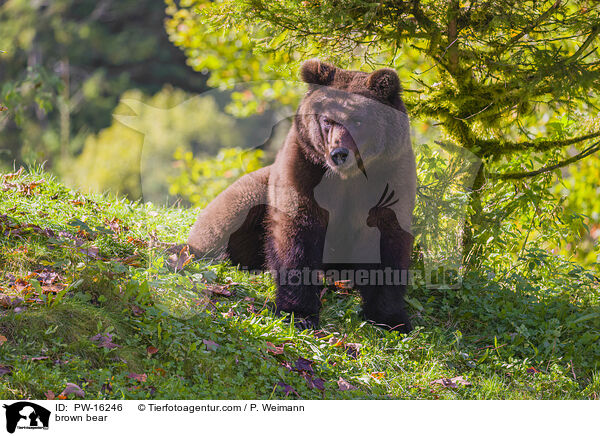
[330,147,349,166]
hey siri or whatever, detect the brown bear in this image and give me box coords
[187,59,416,332]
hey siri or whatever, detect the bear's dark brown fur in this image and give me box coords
[188,59,416,332]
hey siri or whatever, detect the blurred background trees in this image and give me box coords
[65,87,240,201]
[0,0,206,171]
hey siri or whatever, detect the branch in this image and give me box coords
[564,25,600,65]
[488,140,600,180]
[493,0,562,58]
[410,0,440,35]
[483,130,600,156]
[447,0,460,75]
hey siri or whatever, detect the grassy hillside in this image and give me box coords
[0,168,598,399]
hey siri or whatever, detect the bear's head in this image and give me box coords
[294,59,411,179]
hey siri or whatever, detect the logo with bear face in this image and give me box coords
[3,402,51,433]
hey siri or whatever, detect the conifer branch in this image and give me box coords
[564,25,600,65]
[494,0,562,58]
[489,140,600,180]
[483,131,600,157]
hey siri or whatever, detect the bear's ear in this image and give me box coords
[367,68,401,101]
[300,59,336,86]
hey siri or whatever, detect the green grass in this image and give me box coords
[0,168,598,399]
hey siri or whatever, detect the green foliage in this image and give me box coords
[167,0,600,155]
[165,0,300,117]
[549,118,600,267]
[412,142,479,274]
[169,147,264,208]
[0,169,599,399]
[0,0,206,170]
[0,66,61,126]
[166,0,600,270]
[65,87,241,202]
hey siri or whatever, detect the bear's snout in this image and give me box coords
[330,147,349,165]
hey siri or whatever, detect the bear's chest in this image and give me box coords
[314,175,391,264]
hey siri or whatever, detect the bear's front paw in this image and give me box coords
[294,314,320,331]
[363,306,412,333]
[369,317,412,333]
[276,309,320,330]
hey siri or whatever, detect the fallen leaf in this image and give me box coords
[41,284,65,294]
[2,167,23,181]
[294,357,313,374]
[327,336,361,358]
[31,356,50,361]
[127,236,148,247]
[0,294,12,308]
[114,254,142,266]
[334,280,353,289]
[58,231,86,246]
[90,333,120,349]
[127,372,147,383]
[0,365,12,375]
[0,335,6,346]
[276,382,299,397]
[345,343,362,359]
[79,246,100,259]
[147,346,158,355]
[266,342,285,355]
[207,284,235,297]
[36,270,59,285]
[154,368,166,376]
[106,218,126,234]
[19,179,45,195]
[337,377,357,391]
[60,382,85,398]
[430,376,472,388]
[14,278,31,292]
[203,339,220,351]
[167,245,194,271]
[45,390,56,400]
[304,374,325,391]
[57,395,67,400]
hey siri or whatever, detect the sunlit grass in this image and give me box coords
[0,168,598,399]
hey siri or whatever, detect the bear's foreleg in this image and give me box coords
[362,196,414,333]
[266,207,328,329]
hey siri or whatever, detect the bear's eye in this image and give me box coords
[320,117,333,131]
